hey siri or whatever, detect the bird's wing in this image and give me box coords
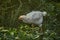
[26,11,43,21]
[31,13,42,20]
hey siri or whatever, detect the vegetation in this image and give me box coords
[0,0,60,40]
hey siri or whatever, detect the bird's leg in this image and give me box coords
[39,27,43,35]
[31,24,35,27]
[39,24,43,35]
[39,27,43,32]
[39,24,42,32]
[39,24,42,27]
[40,27,43,32]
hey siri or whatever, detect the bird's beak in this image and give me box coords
[18,16,23,20]
[18,15,25,20]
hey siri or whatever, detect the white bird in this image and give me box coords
[18,11,47,27]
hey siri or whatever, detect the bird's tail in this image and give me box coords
[42,11,47,16]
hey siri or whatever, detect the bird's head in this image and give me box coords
[18,15,26,21]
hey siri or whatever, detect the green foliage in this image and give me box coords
[0,26,58,40]
[0,0,60,40]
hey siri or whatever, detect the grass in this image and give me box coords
[0,24,57,40]
[0,25,40,40]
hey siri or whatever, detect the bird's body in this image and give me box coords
[19,11,47,27]
[19,11,47,36]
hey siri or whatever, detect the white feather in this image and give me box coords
[42,11,47,16]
